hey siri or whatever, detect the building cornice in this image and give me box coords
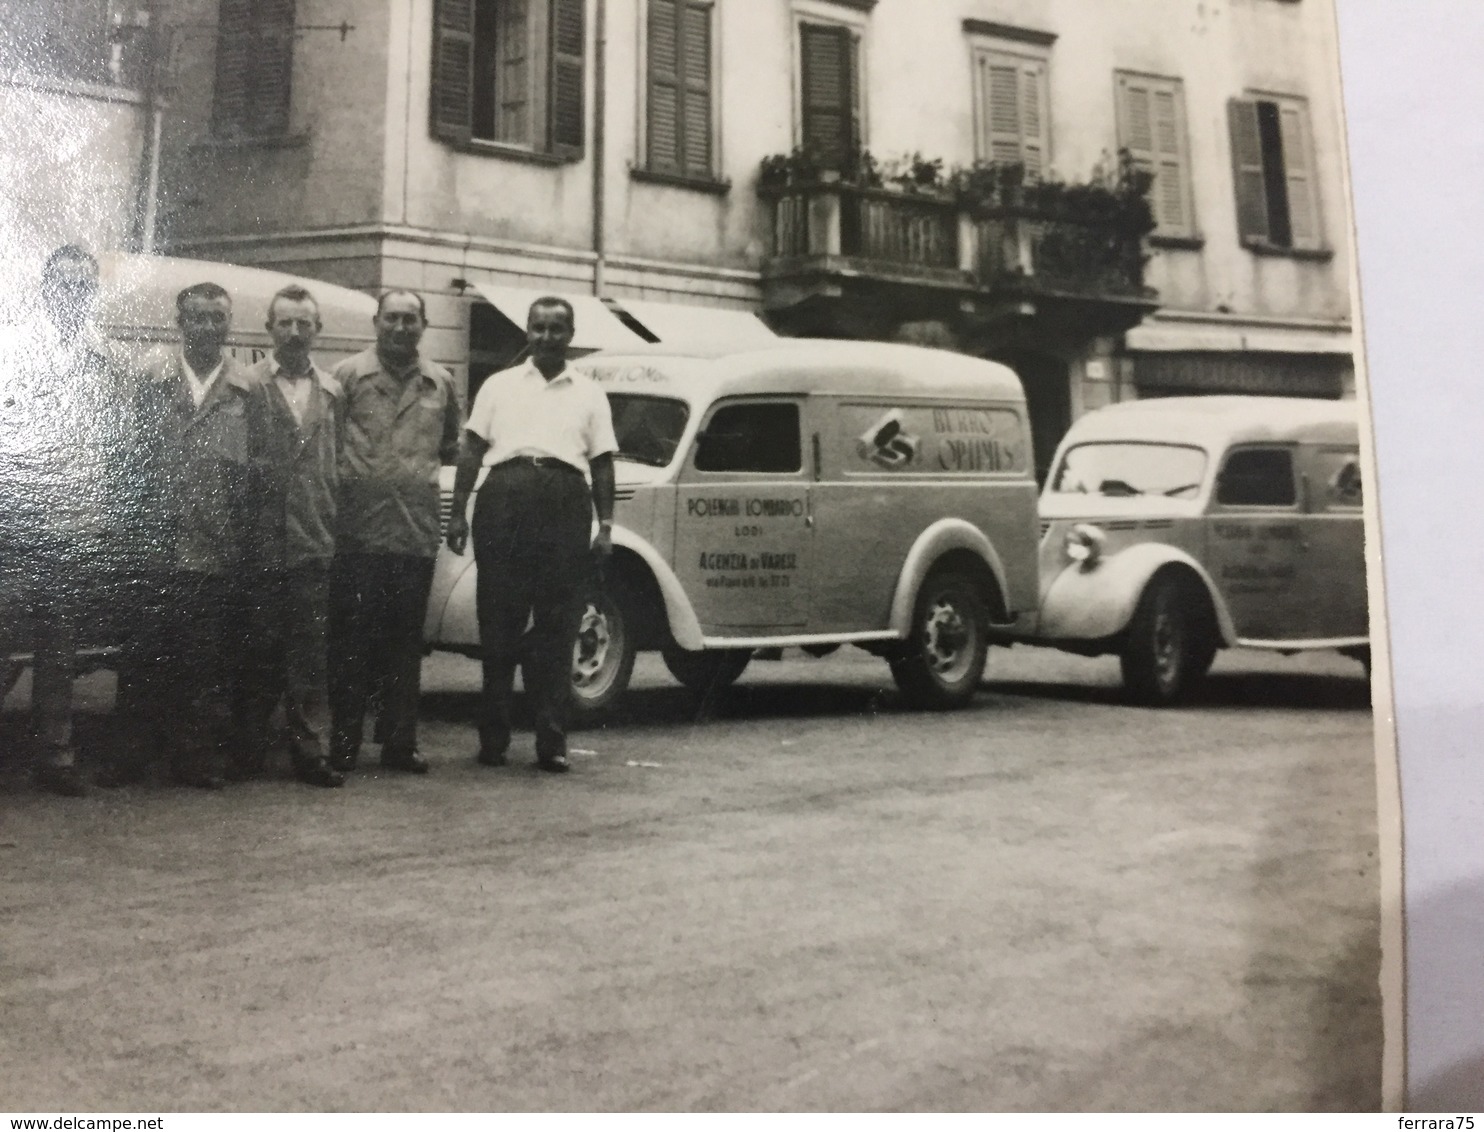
[962,20,1057,47]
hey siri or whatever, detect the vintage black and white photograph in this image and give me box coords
[1,0,1387,1113]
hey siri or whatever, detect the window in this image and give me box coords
[1050,443,1207,498]
[432,0,586,158]
[644,0,715,180]
[1116,72,1195,238]
[695,403,802,474]
[1313,448,1364,510]
[1216,447,1297,507]
[971,46,1050,178]
[798,21,861,169]
[212,0,296,138]
[1227,94,1322,251]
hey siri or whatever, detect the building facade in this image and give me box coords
[0,0,162,275]
[156,0,1354,475]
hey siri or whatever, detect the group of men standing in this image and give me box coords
[2,245,618,796]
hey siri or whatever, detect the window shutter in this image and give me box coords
[211,0,253,136]
[1151,87,1187,233]
[680,1,712,175]
[548,0,586,157]
[1278,103,1320,249]
[1227,97,1269,244]
[647,0,681,170]
[800,22,854,168]
[431,0,475,144]
[1019,59,1048,180]
[255,0,296,136]
[979,52,1025,167]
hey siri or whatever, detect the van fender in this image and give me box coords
[427,526,704,650]
[1035,543,1238,645]
[611,527,705,650]
[888,519,1012,636]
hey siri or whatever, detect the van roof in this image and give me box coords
[583,340,1026,402]
[96,252,378,351]
[1060,395,1359,449]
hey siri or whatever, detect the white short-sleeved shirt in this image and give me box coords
[467,360,618,475]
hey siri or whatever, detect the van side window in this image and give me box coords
[695,403,802,473]
[1216,447,1296,507]
[1312,448,1364,510]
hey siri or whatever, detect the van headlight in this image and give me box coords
[1064,523,1106,567]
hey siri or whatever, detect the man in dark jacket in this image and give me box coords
[233,284,345,788]
[103,282,269,789]
[328,289,462,774]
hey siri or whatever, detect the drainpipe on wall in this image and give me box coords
[591,0,608,297]
[131,0,165,253]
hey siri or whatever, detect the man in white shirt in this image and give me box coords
[445,297,616,773]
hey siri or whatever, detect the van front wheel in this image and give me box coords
[1120,574,1209,706]
[568,587,637,724]
[890,570,989,710]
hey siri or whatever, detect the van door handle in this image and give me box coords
[805,514,814,529]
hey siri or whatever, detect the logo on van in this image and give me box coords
[857,409,920,469]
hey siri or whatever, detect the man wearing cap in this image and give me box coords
[445,297,616,774]
[328,289,462,775]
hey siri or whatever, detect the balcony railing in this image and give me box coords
[769,182,960,273]
[762,180,1150,299]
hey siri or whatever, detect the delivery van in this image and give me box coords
[426,340,1042,718]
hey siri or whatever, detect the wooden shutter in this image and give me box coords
[978,50,1046,176]
[1118,73,1191,235]
[680,1,712,175]
[211,0,253,136]
[1228,97,1269,244]
[800,22,855,168]
[255,0,295,135]
[1278,102,1320,249]
[431,0,475,144]
[548,0,586,157]
[647,0,681,169]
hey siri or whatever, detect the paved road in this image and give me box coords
[0,645,1379,1111]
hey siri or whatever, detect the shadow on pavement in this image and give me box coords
[986,671,1372,712]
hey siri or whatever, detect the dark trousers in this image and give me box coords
[473,462,594,759]
[114,570,237,777]
[328,552,434,760]
[0,541,82,766]
[236,563,332,769]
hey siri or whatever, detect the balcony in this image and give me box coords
[757,166,1159,344]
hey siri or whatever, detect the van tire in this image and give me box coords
[889,568,989,710]
[1120,573,1209,706]
[661,644,752,694]
[567,584,637,725]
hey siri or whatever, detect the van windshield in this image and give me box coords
[607,394,690,467]
[1050,442,1208,498]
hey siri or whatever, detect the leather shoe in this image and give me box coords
[295,758,346,788]
[380,750,430,775]
[536,752,570,774]
[36,763,89,797]
[476,744,509,768]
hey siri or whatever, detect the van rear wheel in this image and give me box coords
[890,569,988,710]
[661,643,752,694]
